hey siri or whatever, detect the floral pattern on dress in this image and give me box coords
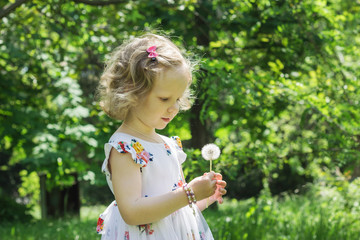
[131,139,154,166]
[172,179,184,191]
[124,231,130,240]
[115,139,153,167]
[138,224,154,235]
[164,143,172,156]
[171,136,183,150]
[96,215,104,234]
[200,231,206,240]
[187,229,196,240]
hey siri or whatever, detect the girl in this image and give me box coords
[96,33,227,240]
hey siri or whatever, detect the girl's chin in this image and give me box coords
[156,125,167,130]
[156,122,170,130]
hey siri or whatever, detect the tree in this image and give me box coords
[1,1,359,219]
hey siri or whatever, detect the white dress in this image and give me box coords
[97,132,214,240]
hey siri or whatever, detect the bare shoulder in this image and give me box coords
[109,147,140,176]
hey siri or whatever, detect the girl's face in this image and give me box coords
[127,64,190,133]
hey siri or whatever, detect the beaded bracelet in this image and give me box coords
[189,186,197,204]
[183,184,197,206]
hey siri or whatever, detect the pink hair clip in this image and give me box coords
[146,46,158,60]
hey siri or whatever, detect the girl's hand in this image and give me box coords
[188,172,217,201]
[202,172,227,204]
[211,173,227,204]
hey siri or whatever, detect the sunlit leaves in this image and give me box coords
[1,0,359,199]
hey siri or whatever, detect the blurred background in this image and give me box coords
[1,0,360,239]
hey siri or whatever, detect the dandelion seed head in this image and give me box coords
[201,143,221,161]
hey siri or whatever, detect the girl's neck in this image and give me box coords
[119,122,163,143]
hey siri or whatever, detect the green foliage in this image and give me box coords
[170,0,360,196]
[18,170,40,207]
[1,0,360,209]
[0,195,33,223]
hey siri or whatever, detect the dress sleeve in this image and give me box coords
[171,136,187,165]
[101,139,152,177]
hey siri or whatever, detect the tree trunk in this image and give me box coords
[39,173,47,219]
[41,172,80,218]
[352,162,360,181]
[189,100,209,149]
[190,0,212,149]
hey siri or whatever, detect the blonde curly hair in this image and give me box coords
[97,33,194,120]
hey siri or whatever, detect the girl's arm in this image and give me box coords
[196,197,217,211]
[110,148,217,226]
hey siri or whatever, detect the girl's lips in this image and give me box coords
[161,117,171,123]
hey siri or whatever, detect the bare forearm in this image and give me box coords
[118,187,189,225]
[196,197,216,211]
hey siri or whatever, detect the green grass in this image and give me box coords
[0,205,104,240]
[204,195,360,240]
[1,185,360,240]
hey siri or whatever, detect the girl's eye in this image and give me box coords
[160,98,169,102]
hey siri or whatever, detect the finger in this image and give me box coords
[207,171,216,180]
[211,179,217,186]
[215,186,226,195]
[209,180,217,192]
[216,180,227,187]
[214,173,222,180]
[203,171,212,176]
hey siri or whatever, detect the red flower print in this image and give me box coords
[124,231,130,240]
[96,217,104,233]
[139,224,154,235]
[118,142,128,153]
[178,180,183,187]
